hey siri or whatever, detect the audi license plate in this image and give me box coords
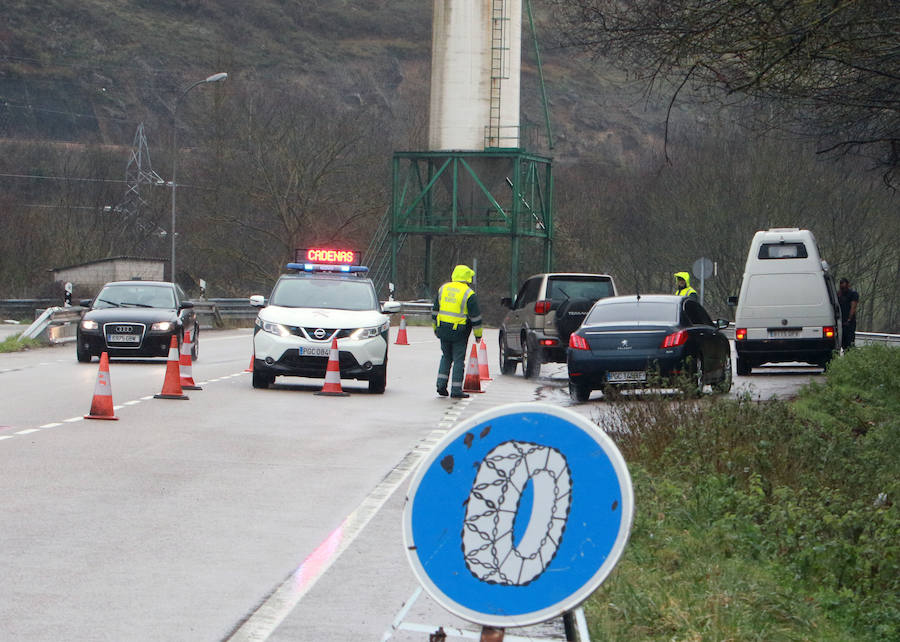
[298,346,332,357]
[107,334,140,343]
[607,371,647,382]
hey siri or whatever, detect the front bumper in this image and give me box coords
[253,329,388,381]
[77,329,177,358]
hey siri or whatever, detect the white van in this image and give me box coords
[730,228,841,375]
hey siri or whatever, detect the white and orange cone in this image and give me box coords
[315,337,349,396]
[154,335,189,400]
[395,314,409,345]
[477,337,492,381]
[179,329,202,390]
[85,351,118,420]
[462,343,484,393]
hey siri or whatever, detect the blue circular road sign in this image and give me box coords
[403,403,634,627]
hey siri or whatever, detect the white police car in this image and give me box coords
[249,249,401,393]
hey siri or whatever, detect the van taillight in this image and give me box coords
[569,333,589,350]
[823,326,836,339]
[735,327,747,341]
[534,299,552,315]
[660,330,688,348]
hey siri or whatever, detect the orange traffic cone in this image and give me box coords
[84,351,118,420]
[154,335,189,400]
[244,354,254,373]
[477,337,492,381]
[315,337,349,396]
[179,329,202,390]
[395,314,409,345]
[462,343,484,393]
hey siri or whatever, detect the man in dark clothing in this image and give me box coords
[432,264,483,398]
[837,277,859,349]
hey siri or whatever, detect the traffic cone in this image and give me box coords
[244,354,254,373]
[462,343,484,393]
[395,315,409,345]
[84,352,118,420]
[315,337,349,396]
[477,337,492,381]
[179,329,202,390]
[154,335,189,400]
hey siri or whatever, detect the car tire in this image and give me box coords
[522,335,541,379]
[498,333,517,375]
[569,380,591,402]
[713,355,733,394]
[252,370,275,389]
[736,354,751,376]
[76,341,92,363]
[368,363,387,394]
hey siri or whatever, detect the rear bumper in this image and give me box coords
[736,338,835,364]
[567,350,688,388]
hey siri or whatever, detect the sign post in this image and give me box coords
[403,403,634,632]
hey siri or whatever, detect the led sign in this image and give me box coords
[295,248,359,265]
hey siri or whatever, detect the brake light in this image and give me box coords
[735,327,747,341]
[823,326,836,339]
[534,299,552,315]
[569,333,589,350]
[661,330,688,348]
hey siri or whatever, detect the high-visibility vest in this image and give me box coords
[436,281,474,328]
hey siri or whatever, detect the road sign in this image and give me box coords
[693,257,714,279]
[403,403,634,627]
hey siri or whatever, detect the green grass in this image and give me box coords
[588,345,899,640]
[0,333,44,352]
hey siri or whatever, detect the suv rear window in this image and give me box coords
[547,277,614,304]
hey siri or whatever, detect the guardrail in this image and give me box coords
[856,331,900,346]
[19,306,84,344]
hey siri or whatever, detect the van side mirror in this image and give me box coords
[500,297,512,308]
[726,295,738,307]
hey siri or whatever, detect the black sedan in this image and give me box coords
[566,295,732,401]
[76,281,198,362]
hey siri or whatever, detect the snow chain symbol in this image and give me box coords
[462,440,572,586]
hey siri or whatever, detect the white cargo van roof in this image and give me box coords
[744,228,828,275]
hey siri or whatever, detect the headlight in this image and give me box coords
[257,318,291,337]
[350,320,390,340]
[151,321,174,332]
[81,319,98,330]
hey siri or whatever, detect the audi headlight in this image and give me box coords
[81,319,98,331]
[151,321,174,332]
[257,318,291,337]
[350,320,390,340]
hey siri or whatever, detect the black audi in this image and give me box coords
[566,294,732,402]
[76,280,198,362]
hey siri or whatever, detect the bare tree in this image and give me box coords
[549,0,900,184]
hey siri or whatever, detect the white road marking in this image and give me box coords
[15,428,40,435]
[40,422,62,428]
[63,417,83,423]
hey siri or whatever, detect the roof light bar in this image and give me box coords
[285,263,369,274]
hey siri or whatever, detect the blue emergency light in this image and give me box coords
[286,263,369,274]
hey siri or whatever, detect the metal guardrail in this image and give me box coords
[856,331,900,346]
[19,306,84,344]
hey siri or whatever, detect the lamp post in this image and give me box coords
[170,72,227,283]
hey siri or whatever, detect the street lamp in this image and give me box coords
[170,72,228,283]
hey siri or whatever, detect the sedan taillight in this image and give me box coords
[569,333,589,350]
[660,330,688,348]
[534,299,552,315]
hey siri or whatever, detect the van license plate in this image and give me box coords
[768,329,800,338]
[607,371,647,382]
[298,346,332,357]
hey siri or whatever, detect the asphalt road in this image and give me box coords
[0,326,821,641]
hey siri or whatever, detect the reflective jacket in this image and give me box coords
[674,271,699,299]
[432,265,483,341]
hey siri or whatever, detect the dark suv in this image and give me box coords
[499,273,617,378]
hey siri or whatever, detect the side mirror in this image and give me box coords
[716,319,730,329]
[249,295,266,307]
[79,298,93,308]
[726,295,738,307]
[500,297,512,308]
[382,300,401,314]
[179,300,194,309]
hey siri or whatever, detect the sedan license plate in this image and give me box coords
[107,334,140,343]
[298,346,332,357]
[607,370,647,383]
[769,329,801,338]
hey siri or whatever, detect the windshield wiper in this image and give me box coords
[96,298,121,307]
[120,301,153,308]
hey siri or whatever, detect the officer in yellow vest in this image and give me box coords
[432,264,483,398]
[674,271,699,299]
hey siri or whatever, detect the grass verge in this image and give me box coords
[589,345,899,640]
[0,333,44,353]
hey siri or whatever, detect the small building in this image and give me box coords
[51,257,167,295]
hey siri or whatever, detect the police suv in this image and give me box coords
[249,249,401,393]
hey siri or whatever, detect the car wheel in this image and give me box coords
[252,370,274,389]
[736,354,751,376]
[498,333,517,375]
[522,335,541,379]
[713,355,733,394]
[569,380,591,402]
[682,354,704,397]
[76,341,92,363]
[368,363,387,394]
[191,328,199,361]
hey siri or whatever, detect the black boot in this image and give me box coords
[436,387,448,397]
[450,391,470,399]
